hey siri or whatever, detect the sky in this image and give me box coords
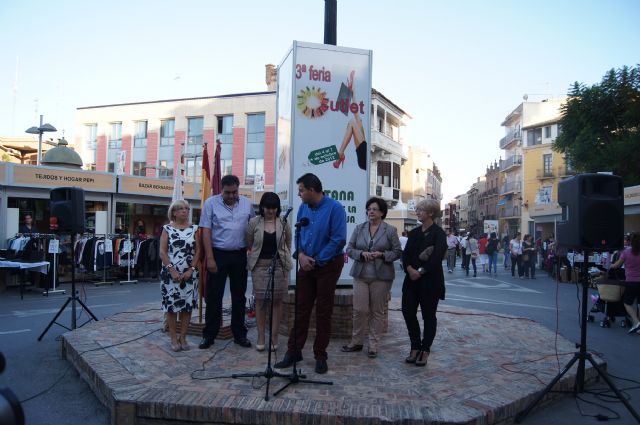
[1,0,638,204]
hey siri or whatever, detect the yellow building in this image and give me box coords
[522,118,574,240]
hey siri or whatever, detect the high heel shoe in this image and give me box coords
[170,342,182,352]
[333,153,345,168]
[415,351,429,367]
[256,344,265,352]
[405,349,419,363]
[180,339,191,351]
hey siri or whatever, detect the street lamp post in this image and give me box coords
[25,114,57,166]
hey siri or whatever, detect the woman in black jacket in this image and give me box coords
[402,199,447,367]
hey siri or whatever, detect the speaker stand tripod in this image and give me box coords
[38,234,98,341]
[515,250,640,423]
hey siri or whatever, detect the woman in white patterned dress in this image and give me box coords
[160,200,201,351]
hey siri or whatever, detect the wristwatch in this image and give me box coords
[166,263,174,269]
[417,267,426,275]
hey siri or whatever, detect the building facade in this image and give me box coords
[370,89,409,207]
[523,117,574,240]
[400,145,442,205]
[498,98,564,237]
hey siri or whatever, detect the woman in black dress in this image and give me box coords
[401,199,447,367]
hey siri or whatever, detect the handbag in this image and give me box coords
[522,254,530,262]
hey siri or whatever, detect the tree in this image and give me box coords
[553,65,640,186]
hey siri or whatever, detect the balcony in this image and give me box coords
[500,155,522,172]
[480,187,498,198]
[557,165,577,177]
[499,206,521,218]
[536,168,555,179]
[375,185,399,201]
[372,130,406,161]
[499,180,522,195]
[499,129,522,149]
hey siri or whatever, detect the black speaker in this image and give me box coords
[556,173,624,250]
[50,187,85,233]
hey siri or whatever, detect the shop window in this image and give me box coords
[108,162,115,173]
[86,163,96,171]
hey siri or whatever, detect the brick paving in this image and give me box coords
[62,299,602,425]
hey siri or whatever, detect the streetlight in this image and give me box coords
[25,114,57,166]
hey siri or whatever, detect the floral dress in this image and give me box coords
[161,224,198,313]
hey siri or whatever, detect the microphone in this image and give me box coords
[295,217,310,228]
[281,206,294,222]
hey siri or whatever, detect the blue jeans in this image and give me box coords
[488,251,498,273]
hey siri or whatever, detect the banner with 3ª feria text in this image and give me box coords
[276,41,372,279]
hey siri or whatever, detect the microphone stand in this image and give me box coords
[274,218,332,396]
[232,213,293,400]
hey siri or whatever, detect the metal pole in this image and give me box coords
[37,114,43,166]
[324,0,337,45]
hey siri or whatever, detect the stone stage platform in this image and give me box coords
[62,301,602,425]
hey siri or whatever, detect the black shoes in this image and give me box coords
[315,358,328,374]
[198,337,214,349]
[274,352,303,369]
[340,344,363,352]
[234,337,252,348]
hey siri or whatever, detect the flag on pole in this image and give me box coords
[197,142,212,323]
[172,144,185,202]
[200,143,212,204]
[211,139,222,196]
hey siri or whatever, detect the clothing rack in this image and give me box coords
[78,233,136,286]
[15,233,62,296]
[110,233,137,285]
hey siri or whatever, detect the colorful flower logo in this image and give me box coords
[297,86,329,118]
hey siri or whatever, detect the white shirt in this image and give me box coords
[510,239,523,255]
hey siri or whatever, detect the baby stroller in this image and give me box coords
[588,268,630,328]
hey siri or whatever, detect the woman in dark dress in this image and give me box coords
[401,199,447,367]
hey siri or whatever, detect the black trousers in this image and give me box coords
[203,248,248,340]
[401,277,441,352]
[511,255,523,277]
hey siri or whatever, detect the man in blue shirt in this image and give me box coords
[275,173,346,374]
[198,175,255,349]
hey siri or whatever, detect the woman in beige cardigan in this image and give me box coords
[246,192,292,351]
[343,197,403,357]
